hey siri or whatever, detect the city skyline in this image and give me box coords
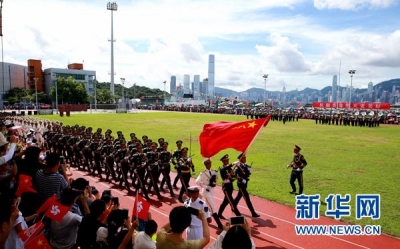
[2,0,400,92]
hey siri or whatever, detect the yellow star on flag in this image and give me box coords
[247,121,257,128]
[38,239,43,246]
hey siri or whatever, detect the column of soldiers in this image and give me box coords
[3,114,260,223]
[313,111,382,127]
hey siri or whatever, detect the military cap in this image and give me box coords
[203,158,211,164]
[162,142,169,146]
[142,135,148,139]
[176,140,183,144]
[130,133,136,137]
[187,186,200,193]
[158,138,164,142]
[237,153,246,159]
[220,154,229,161]
[151,142,158,147]
[295,145,301,150]
[182,147,189,152]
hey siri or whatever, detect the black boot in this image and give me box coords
[212,213,224,230]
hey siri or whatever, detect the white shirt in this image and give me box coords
[184,197,211,227]
[4,211,28,249]
[134,231,156,249]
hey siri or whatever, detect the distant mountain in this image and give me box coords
[215,78,400,99]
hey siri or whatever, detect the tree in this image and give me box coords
[50,76,89,104]
[5,87,30,104]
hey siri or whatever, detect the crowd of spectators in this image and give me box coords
[0,113,256,249]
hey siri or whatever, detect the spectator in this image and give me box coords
[208,218,255,249]
[0,134,18,166]
[49,188,84,249]
[35,152,69,204]
[70,177,92,216]
[156,206,210,249]
[134,219,158,249]
[76,199,107,249]
[0,196,20,249]
[96,209,134,249]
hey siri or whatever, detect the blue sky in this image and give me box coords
[3,0,400,92]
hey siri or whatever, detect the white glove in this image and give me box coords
[248,168,252,174]
[134,169,137,173]
[223,179,230,184]
[147,166,151,170]
[187,158,192,162]
[141,162,147,167]
[117,163,121,167]
[154,162,158,166]
[242,179,247,184]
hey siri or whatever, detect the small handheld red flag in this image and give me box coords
[25,232,51,249]
[44,199,69,222]
[18,221,44,245]
[132,194,150,220]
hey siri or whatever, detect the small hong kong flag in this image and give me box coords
[36,195,57,214]
[44,199,69,222]
[25,232,51,249]
[18,221,44,245]
[132,193,150,220]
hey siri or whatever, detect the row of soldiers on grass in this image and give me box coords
[4,114,260,226]
[312,112,382,127]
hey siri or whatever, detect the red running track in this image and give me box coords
[72,169,400,249]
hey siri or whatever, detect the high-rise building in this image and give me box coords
[183,74,190,94]
[332,75,337,102]
[368,82,373,94]
[170,76,176,94]
[193,75,200,99]
[208,55,215,99]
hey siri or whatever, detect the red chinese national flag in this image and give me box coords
[25,232,51,249]
[44,199,69,222]
[18,221,44,244]
[199,115,271,158]
[132,194,150,220]
[36,195,57,214]
[15,174,36,197]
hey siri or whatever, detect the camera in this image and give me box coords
[187,206,199,216]
[229,216,245,225]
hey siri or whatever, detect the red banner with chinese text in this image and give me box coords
[312,102,390,110]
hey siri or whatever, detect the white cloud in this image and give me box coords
[314,0,397,10]
[255,33,312,72]
[1,0,399,93]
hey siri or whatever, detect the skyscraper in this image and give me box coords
[183,74,190,94]
[332,75,337,102]
[368,82,373,94]
[170,76,176,94]
[193,75,200,99]
[208,54,215,99]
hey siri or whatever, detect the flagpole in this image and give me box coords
[241,115,270,157]
[135,191,139,221]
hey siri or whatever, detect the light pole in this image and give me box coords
[107,2,118,96]
[33,77,38,111]
[93,79,97,110]
[120,77,125,99]
[348,70,356,108]
[55,77,58,114]
[263,74,268,107]
[203,78,208,105]
[163,80,166,105]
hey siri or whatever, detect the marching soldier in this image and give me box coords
[233,154,260,218]
[101,138,117,183]
[146,142,163,199]
[217,154,241,219]
[131,144,150,199]
[115,141,131,192]
[177,147,192,203]
[195,158,223,231]
[287,145,308,195]
[159,142,175,197]
[172,140,183,189]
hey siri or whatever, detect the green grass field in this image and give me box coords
[41,112,400,236]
